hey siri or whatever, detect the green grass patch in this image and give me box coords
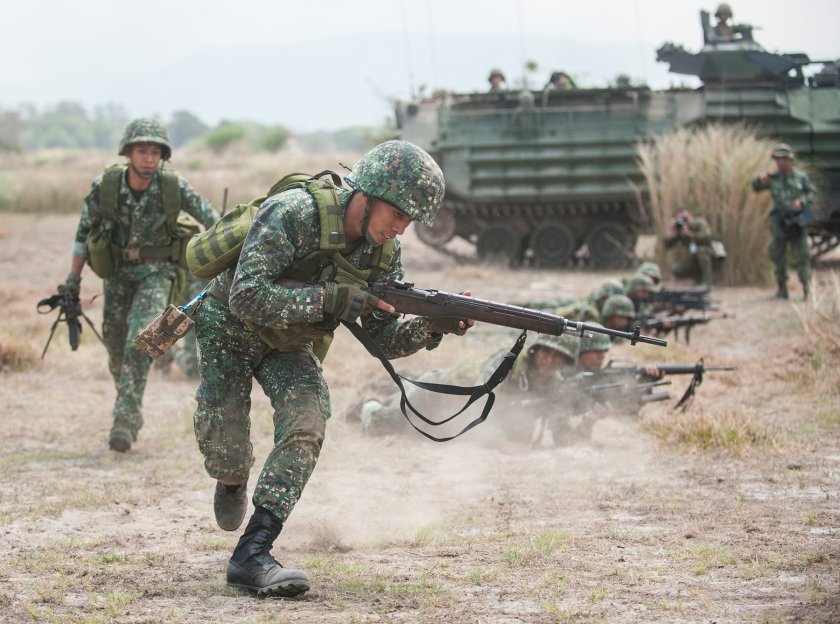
[642,409,778,453]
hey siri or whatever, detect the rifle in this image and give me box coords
[601,359,735,410]
[631,286,719,314]
[37,285,105,359]
[637,312,734,344]
[366,280,668,347]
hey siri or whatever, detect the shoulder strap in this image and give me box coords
[342,321,527,442]
[99,164,125,224]
[160,169,182,230]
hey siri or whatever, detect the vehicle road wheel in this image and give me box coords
[585,222,636,268]
[529,222,576,267]
[416,209,456,247]
[476,225,522,265]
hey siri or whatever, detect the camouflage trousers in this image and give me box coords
[769,222,811,285]
[171,273,210,379]
[103,262,177,436]
[193,294,331,523]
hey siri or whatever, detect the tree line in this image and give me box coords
[0,102,391,153]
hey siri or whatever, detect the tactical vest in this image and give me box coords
[86,165,189,277]
[200,171,396,359]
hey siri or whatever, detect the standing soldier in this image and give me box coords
[751,143,816,300]
[192,140,473,597]
[64,118,217,452]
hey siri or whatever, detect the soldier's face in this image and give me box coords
[577,350,606,371]
[366,198,413,244]
[127,143,163,178]
[605,315,632,331]
[775,156,793,175]
[530,347,570,381]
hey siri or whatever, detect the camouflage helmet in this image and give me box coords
[771,142,795,159]
[602,294,636,319]
[715,3,732,19]
[118,118,172,160]
[529,333,579,363]
[488,68,506,82]
[626,274,655,295]
[350,140,445,227]
[593,278,625,303]
[579,322,612,354]
[638,261,662,283]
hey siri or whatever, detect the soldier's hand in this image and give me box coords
[64,273,81,298]
[792,199,803,210]
[427,316,473,336]
[323,282,382,323]
[427,289,475,335]
[643,365,665,379]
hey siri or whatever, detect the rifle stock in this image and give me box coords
[366,280,667,347]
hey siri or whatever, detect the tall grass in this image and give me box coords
[636,124,778,286]
[0,146,363,215]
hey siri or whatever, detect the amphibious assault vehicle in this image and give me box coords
[394,11,840,267]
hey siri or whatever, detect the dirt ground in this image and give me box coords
[0,212,838,623]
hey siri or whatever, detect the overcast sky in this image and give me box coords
[2,0,838,132]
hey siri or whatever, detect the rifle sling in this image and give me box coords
[341,320,527,442]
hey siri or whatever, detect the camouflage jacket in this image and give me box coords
[73,167,216,257]
[215,187,443,359]
[751,169,817,224]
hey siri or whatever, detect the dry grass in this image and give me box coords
[0,147,364,215]
[0,327,39,373]
[637,125,781,286]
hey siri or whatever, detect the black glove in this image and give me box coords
[64,273,81,298]
[323,282,380,323]
[427,316,470,336]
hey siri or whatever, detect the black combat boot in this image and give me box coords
[227,506,310,597]
[214,480,249,531]
[108,425,133,453]
[774,281,789,299]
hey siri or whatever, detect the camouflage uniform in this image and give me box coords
[751,166,816,289]
[73,161,216,443]
[664,216,715,286]
[193,186,444,523]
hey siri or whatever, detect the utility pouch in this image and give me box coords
[85,227,120,278]
[133,304,195,359]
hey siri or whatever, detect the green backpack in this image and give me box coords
[187,171,352,279]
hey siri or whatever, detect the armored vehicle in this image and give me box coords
[395,10,840,267]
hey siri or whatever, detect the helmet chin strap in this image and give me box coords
[360,194,379,246]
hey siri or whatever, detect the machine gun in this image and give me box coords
[600,359,735,410]
[637,312,734,344]
[631,286,718,314]
[37,285,104,359]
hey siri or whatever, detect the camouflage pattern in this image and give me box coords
[556,299,601,324]
[530,333,580,362]
[751,167,816,285]
[771,142,794,159]
[601,294,636,320]
[195,186,444,521]
[350,140,444,227]
[579,322,612,353]
[637,261,662,283]
[132,303,194,359]
[171,273,209,379]
[118,118,173,160]
[588,279,625,309]
[105,262,179,439]
[73,166,216,442]
[625,274,655,295]
[666,217,715,286]
[73,168,217,258]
